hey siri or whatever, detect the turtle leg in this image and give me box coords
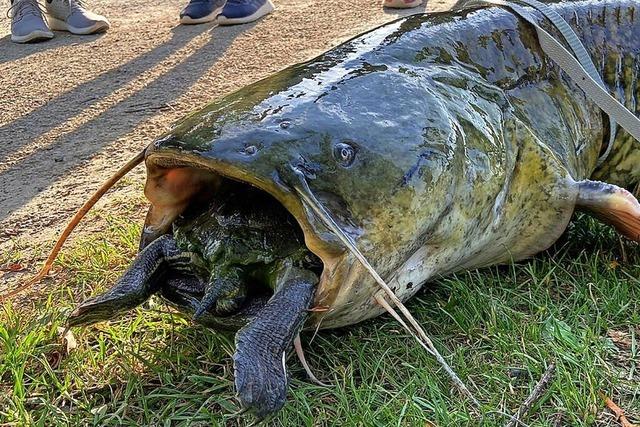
[67,235,193,327]
[233,267,318,418]
[159,271,269,331]
[194,266,247,318]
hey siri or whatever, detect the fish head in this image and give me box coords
[143,34,460,328]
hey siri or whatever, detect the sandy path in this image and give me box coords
[0,0,457,253]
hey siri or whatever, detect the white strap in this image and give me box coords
[511,0,617,163]
[511,0,609,95]
[470,0,640,164]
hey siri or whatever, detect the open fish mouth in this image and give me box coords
[142,150,347,323]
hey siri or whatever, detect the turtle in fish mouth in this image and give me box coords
[9,0,640,420]
[68,184,322,416]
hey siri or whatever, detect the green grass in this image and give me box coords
[0,213,638,426]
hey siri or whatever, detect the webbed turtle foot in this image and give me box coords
[68,235,193,327]
[233,267,317,417]
[194,272,247,318]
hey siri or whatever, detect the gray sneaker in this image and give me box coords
[8,0,54,43]
[45,0,109,34]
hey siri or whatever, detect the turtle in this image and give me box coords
[67,184,322,416]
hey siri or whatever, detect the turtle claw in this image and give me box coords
[68,276,147,327]
[194,274,246,318]
[234,349,288,418]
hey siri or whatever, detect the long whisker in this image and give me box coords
[373,292,434,356]
[290,166,481,409]
[294,334,331,387]
[1,150,146,302]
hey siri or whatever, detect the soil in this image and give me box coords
[0,0,457,274]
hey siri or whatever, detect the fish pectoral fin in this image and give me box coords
[576,180,640,242]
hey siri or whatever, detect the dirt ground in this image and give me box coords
[0,0,459,257]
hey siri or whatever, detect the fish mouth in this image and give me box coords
[143,149,347,324]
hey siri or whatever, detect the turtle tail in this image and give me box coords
[0,150,146,302]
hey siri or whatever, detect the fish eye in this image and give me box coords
[243,145,258,155]
[333,142,356,167]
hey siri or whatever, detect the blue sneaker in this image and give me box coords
[216,0,274,25]
[179,0,226,24]
[45,0,110,35]
[9,0,54,43]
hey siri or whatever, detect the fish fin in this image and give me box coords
[576,180,640,242]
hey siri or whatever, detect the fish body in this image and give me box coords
[143,0,640,329]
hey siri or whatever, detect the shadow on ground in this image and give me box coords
[0,23,250,222]
[0,31,106,65]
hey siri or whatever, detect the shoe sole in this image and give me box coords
[11,29,54,43]
[179,4,224,25]
[47,16,110,35]
[216,0,274,25]
[382,0,422,8]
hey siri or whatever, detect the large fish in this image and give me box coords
[142,0,640,327]
[31,0,640,418]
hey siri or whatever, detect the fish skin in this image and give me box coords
[145,0,640,328]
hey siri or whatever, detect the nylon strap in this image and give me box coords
[469,0,640,164]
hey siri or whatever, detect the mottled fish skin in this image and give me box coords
[145,0,639,328]
[574,0,640,187]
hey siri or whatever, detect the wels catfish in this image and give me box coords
[19,0,640,417]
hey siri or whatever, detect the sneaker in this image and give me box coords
[8,0,54,43]
[216,0,274,25]
[382,0,422,8]
[45,0,110,34]
[179,0,226,24]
